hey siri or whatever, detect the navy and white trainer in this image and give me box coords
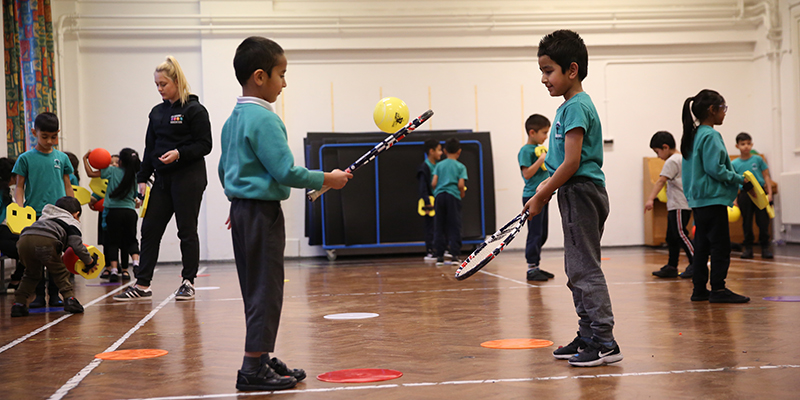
[568,339,623,367]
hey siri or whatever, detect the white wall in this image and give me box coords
[49,0,800,261]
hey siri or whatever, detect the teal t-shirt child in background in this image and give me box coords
[731,154,768,188]
[519,144,549,197]
[101,166,136,210]
[12,149,74,217]
[432,158,468,199]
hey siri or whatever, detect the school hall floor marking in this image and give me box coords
[118,364,800,400]
[48,267,207,400]
[0,281,134,355]
[79,274,800,307]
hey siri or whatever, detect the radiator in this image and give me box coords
[780,171,800,224]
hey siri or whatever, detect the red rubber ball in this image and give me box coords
[63,247,79,274]
[89,148,112,169]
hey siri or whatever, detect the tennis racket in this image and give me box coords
[307,109,434,202]
[454,210,529,280]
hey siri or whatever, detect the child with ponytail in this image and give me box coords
[84,148,142,282]
[681,89,750,303]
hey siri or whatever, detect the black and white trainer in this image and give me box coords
[553,332,589,360]
[175,280,195,301]
[113,285,153,301]
[568,339,623,367]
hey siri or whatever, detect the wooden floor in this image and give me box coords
[2,245,800,400]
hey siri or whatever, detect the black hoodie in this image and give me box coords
[137,94,212,183]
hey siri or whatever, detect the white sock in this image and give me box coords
[110,268,118,274]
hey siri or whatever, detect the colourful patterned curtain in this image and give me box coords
[3,0,57,157]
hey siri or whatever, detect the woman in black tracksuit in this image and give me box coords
[114,55,211,302]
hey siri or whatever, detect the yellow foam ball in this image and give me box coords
[728,206,741,222]
[373,97,409,133]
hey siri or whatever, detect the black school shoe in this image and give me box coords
[691,288,710,301]
[11,303,29,317]
[236,364,297,391]
[29,295,46,308]
[652,265,678,278]
[568,339,623,367]
[709,288,750,303]
[679,265,694,279]
[553,332,588,360]
[527,268,550,282]
[63,297,84,313]
[267,357,307,382]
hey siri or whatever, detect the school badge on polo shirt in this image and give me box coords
[554,121,563,139]
[54,158,62,170]
[170,114,184,124]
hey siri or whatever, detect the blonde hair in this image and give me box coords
[155,55,191,104]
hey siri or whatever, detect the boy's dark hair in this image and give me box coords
[65,152,79,184]
[444,138,461,154]
[34,112,59,132]
[233,36,284,86]
[649,131,676,150]
[525,114,550,133]
[538,30,588,81]
[0,158,16,207]
[681,89,725,159]
[736,132,752,143]
[55,196,82,217]
[423,139,440,154]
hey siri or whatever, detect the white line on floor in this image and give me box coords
[0,281,134,355]
[48,266,207,400]
[118,364,800,400]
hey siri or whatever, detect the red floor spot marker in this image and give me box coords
[95,349,168,360]
[480,338,554,349]
[197,274,210,277]
[317,368,403,383]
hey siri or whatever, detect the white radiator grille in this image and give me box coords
[780,172,800,224]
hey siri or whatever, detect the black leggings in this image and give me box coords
[135,161,207,287]
[691,205,731,291]
[104,208,140,269]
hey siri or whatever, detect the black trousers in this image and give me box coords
[434,193,462,259]
[691,205,731,291]
[104,208,140,268]
[135,161,207,287]
[231,198,285,353]
[667,209,694,267]
[522,196,549,266]
[737,191,770,247]
[423,215,434,254]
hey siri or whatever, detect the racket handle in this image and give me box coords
[307,185,331,202]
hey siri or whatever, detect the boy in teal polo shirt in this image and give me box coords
[519,113,553,281]
[418,139,443,260]
[731,132,773,259]
[432,137,467,265]
[219,36,351,392]
[523,30,622,367]
[12,112,75,308]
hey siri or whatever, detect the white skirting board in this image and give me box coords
[780,172,800,224]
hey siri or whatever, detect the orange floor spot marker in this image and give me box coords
[95,349,168,360]
[601,258,610,261]
[317,368,403,383]
[480,338,554,349]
